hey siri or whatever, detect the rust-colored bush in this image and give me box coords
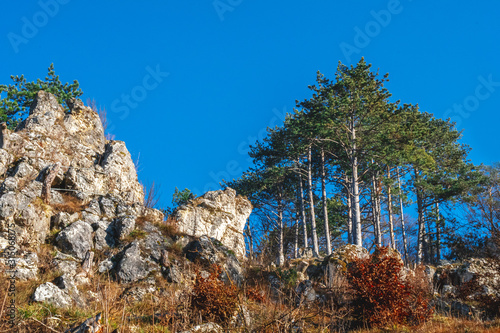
[191,264,238,323]
[245,286,266,303]
[346,246,433,327]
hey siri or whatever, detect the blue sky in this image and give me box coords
[1,1,499,209]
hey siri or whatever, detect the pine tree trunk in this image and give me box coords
[294,218,299,259]
[307,145,320,256]
[321,147,332,255]
[346,174,353,244]
[371,172,382,247]
[246,219,254,261]
[397,168,409,265]
[425,208,434,264]
[415,168,425,264]
[436,203,441,263]
[351,127,362,247]
[277,195,285,266]
[298,173,308,249]
[387,167,396,249]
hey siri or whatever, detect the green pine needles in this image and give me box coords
[0,63,83,129]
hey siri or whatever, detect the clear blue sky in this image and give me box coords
[1,1,499,209]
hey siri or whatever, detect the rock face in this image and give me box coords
[175,188,252,258]
[0,91,144,249]
[184,235,245,286]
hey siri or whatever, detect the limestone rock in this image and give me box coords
[176,188,252,258]
[185,235,244,287]
[0,91,144,247]
[56,221,93,259]
[180,323,223,333]
[65,313,103,333]
[295,280,317,306]
[115,242,157,283]
[32,282,72,308]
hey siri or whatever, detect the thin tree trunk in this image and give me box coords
[246,219,254,261]
[294,218,299,259]
[277,195,285,266]
[371,172,382,247]
[321,147,332,255]
[298,173,308,248]
[387,167,396,249]
[436,202,441,263]
[415,168,425,264]
[351,126,362,247]
[425,208,434,264]
[307,144,320,257]
[397,168,409,265]
[346,174,353,244]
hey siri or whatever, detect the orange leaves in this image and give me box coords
[191,264,239,324]
[346,246,433,327]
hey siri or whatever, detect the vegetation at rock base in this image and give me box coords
[191,264,239,324]
[346,246,433,327]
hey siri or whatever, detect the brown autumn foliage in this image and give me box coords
[346,246,433,328]
[191,264,238,324]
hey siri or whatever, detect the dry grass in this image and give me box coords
[1,245,499,332]
[51,193,86,214]
[352,316,500,333]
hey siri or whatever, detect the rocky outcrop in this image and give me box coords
[184,235,245,287]
[0,91,144,249]
[175,188,252,258]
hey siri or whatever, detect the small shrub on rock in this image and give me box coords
[191,264,238,324]
[346,246,433,327]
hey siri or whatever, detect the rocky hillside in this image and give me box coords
[0,92,254,332]
[0,92,498,333]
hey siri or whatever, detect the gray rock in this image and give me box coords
[113,216,136,240]
[296,280,317,306]
[115,242,149,283]
[32,282,72,308]
[15,252,39,281]
[53,212,79,229]
[98,258,115,273]
[185,235,244,287]
[179,323,223,333]
[164,264,183,283]
[176,188,252,258]
[56,221,93,259]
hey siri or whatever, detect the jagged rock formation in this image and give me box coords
[0,91,251,316]
[175,188,252,258]
[0,91,143,249]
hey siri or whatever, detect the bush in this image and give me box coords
[346,246,433,327]
[191,264,238,323]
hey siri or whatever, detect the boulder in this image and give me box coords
[184,235,244,287]
[115,242,157,283]
[295,280,317,306]
[32,282,72,308]
[180,323,223,333]
[65,313,102,333]
[56,221,93,259]
[176,188,251,258]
